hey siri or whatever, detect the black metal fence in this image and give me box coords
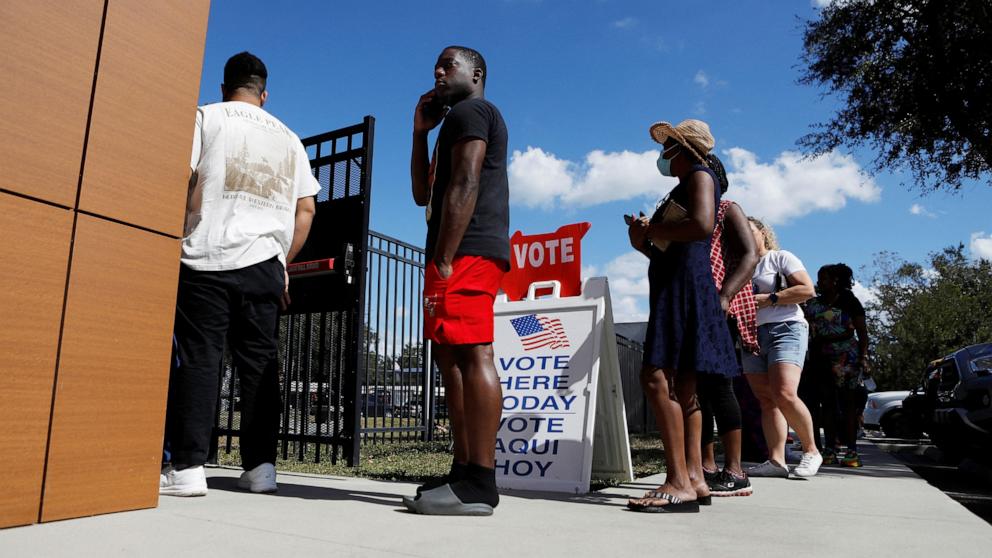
[361,231,448,444]
[616,333,655,434]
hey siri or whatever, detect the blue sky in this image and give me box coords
[197,0,991,321]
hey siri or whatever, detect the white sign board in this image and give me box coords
[492,277,633,493]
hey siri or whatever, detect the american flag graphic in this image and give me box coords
[510,314,570,351]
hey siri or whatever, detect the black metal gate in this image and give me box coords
[213,117,375,466]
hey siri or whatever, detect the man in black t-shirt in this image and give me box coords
[405,46,510,516]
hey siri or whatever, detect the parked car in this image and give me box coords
[902,343,992,459]
[863,390,918,438]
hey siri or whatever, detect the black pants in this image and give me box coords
[699,318,744,446]
[820,380,866,451]
[699,374,743,445]
[164,257,283,469]
[798,363,824,450]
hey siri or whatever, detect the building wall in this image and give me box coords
[0,0,210,528]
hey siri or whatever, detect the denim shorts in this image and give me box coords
[742,321,808,373]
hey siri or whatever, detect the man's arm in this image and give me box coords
[719,202,759,311]
[411,90,443,206]
[280,196,316,311]
[287,196,316,264]
[433,138,486,277]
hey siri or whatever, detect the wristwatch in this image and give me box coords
[768,293,779,305]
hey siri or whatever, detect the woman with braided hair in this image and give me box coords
[696,153,759,497]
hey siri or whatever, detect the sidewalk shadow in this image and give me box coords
[743,441,921,480]
[207,476,408,508]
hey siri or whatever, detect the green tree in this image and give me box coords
[867,245,992,389]
[800,0,992,192]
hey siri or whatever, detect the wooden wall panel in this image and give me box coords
[0,0,104,207]
[0,194,73,528]
[41,216,180,522]
[78,0,210,236]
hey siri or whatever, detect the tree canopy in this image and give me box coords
[800,0,992,192]
[866,245,992,389]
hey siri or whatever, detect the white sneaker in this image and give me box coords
[159,465,207,497]
[746,460,789,478]
[238,463,277,493]
[794,452,824,477]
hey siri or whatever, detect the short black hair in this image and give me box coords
[446,45,487,85]
[224,51,267,96]
[705,153,729,194]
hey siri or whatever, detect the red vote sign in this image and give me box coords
[500,222,592,301]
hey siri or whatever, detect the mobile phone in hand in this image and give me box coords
[423,96,447,120]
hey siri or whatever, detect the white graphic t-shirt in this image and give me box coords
[752,249,807,326]
[182,101,320,271]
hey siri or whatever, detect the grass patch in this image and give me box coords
[216,432,667,490]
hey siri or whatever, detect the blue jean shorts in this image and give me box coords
[742,321,808,373]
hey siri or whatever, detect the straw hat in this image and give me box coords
[649,119,714,165]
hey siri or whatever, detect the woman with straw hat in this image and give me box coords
[626,119,740,513]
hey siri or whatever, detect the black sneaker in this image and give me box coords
[707,469,753,497]
[703,468,720,483]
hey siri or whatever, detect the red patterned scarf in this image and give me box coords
[710,200,759,354]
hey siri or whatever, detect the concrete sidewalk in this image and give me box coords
[2,442,990,557]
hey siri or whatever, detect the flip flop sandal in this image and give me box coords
[627,491,701,513]
[640,489,710,506]
[410,485,494,516]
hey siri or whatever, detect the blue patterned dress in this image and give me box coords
[643,164,739,377]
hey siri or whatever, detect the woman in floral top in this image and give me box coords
[804,263,870,467]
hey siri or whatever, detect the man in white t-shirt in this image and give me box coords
[160,52,319,497]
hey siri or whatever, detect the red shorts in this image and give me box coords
[424,255,505,345]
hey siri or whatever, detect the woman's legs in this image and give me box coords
[842,386,863,450]
[768,362,820,456]
[630,366,696,505]
[697,374,719,472]
[746,373,789,465]
[798,364,823,451]
[676,371,709,498]
[820,375,841,452]
[711,376,744,474]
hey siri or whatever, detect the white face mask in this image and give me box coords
[656,145,679,177]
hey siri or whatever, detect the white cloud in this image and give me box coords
[852,281,878,306]
[509,145,880,222]
[811,0,832,7]
[611,295,649,323]
[507,147,575,208]
[613,17,637,29]
[724,148,880,225]
[909,203,937,218]
[970,232,992,261]
[508,147,669,208]
[693,70,709,89]
[584,251,650,322]
[693,101,707,115]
